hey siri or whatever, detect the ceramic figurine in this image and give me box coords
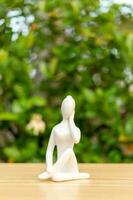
[38,95,90,181]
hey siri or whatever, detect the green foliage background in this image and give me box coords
[0,0,133,163]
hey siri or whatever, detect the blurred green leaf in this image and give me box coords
[0,112,17,120]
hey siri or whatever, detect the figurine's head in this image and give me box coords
[61,95,75,119]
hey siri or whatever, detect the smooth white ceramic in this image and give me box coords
[38,95,90,181]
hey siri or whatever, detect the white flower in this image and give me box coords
[26,114,46,136]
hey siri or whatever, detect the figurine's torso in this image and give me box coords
[53,121,74,158]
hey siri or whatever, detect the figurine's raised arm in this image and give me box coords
[69,111,81,144]
[61,95,81,144]
[46,129,55,173]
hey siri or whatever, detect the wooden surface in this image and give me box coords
[0,164,133,200]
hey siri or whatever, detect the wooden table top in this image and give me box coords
[0,164,133,200]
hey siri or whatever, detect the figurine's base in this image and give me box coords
[38,171,90,182]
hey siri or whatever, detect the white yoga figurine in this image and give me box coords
[38,95,90,182]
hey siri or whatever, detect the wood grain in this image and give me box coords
[0,164,133,200]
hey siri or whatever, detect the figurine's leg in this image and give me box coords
[39,148,90,181]
[52,172,90,182]
[52,148,78,173]
[38,148,75,180]
[51,148,90,181]
[38,171,51,180]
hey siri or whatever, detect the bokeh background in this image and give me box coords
[0,0,133,163]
